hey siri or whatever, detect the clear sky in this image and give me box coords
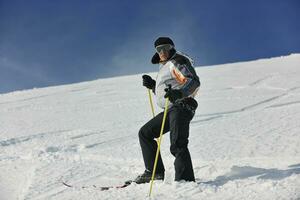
[0,0,299,94]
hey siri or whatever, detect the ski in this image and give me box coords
[62,180,133,191]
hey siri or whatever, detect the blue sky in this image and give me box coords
[0,0,299,94]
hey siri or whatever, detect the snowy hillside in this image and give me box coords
[0,54,300,200]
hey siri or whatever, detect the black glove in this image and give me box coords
[164,86,183,103]
[142,75,156,90]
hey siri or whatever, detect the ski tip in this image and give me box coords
[62,180,133,191]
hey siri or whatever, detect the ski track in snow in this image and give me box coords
[1,54,300,199]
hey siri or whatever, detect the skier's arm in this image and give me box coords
[170,64,200,97]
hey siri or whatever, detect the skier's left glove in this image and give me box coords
[164,87,183,103]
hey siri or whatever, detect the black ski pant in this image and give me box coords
[138,101,196,182]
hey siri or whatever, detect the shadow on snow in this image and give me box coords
[198,164,300,187]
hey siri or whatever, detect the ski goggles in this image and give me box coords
[155,44,174,53]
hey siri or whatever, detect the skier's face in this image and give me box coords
[156,44,173,62]
[159,51,169,62]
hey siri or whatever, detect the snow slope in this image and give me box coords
[0,54,300,200]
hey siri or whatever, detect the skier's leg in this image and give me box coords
[138,112,170,173]
[169,104,195,182]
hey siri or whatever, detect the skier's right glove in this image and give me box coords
[164,86,183,103]
[142,75,156,93]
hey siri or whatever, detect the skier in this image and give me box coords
[135,37,200,184]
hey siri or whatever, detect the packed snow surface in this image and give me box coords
[1,54,300,200]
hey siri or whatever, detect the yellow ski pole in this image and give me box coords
[148,97,169,197]
[148,89,155,118]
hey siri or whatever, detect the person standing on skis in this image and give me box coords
[135,37,200,184]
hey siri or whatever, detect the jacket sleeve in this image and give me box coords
[170,62,200,97]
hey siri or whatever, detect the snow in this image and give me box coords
[1,54,300,200]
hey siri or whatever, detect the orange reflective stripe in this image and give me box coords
[172,68,187,85]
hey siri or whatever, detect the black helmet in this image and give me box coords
[154,37,175,48]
